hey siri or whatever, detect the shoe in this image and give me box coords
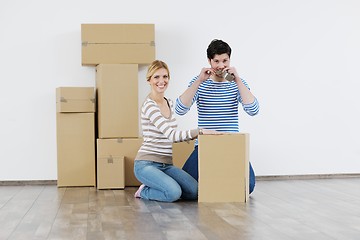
[134,184,145,198]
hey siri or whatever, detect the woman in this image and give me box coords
[134,60,219,202]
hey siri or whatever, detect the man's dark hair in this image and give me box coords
[206,39,232,60]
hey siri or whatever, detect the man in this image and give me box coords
[175,39,259,194]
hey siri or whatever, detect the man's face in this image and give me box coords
[209,53,230,77]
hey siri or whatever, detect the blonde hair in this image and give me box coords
[146,60,170,81]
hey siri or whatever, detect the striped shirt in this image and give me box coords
[175,76,259,144]
[135,96,198,164]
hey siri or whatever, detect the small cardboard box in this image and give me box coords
[97,153,125,190]
[198,133,249,202]
[56,113,96,187]
[172,140,195,168]
[96,64,139,138]
[81,24,155,66]
[56,87,95,113]
[96,138,143,187]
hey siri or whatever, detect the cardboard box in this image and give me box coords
[56,87,95,113]
[81,24,155,66]
[97,154,125,190]
[172,140,195,168]
[56,113,96,187]
[198,133,249,202]
[96,138,143,187]
[96,64,139,138]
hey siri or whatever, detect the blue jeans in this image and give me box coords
[134,160,198,202]
[182,146,256,194]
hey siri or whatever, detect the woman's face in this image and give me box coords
[209,53,231,77]
[149,68,169,94]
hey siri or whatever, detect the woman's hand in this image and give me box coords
[201,129,223,135]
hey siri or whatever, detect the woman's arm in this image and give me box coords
[144,100,198,142]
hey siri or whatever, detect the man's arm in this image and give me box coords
[236,77,256,105]
[175,68,212,115]
[178,79,201,107]
[227,66,259,116]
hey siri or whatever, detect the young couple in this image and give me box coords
[134,39,260,202]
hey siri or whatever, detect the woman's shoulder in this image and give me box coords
[142,96,157,109]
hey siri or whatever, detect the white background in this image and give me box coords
[1,0,359,180]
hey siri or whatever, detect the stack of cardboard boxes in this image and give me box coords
[56,24,155,190]
[56,87,96,187]
[95,64,143,189]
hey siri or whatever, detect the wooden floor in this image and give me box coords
[1,178,360,240]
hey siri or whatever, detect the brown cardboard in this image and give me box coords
[97,154,125,190]
[81,24,155,65]
[198,133,249,202]
[56,87,95,113]
[172,140,195,168]
[56,113,96,187]
[96,64,139,138]
[96,138,143,187]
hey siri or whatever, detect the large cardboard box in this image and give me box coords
[96,64,139,138]
[172,140,195,168]
[96,138,143,187]
[56,113,96,187]
[97,153,125,190]
[56,87,95,113]
[81,24,155,66]
[198,133,249,202]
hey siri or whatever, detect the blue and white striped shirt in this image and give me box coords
[175,76,259,142]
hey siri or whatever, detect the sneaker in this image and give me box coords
[134,184,145,198]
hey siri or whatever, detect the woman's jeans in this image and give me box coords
[134,160,198,202]
[182,146,256,194]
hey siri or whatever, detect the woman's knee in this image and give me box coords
[164,185,182,202]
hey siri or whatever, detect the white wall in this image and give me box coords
[1,0,359,180]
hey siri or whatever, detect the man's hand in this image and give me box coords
[198,68,214,82]
[224,66,240,82]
